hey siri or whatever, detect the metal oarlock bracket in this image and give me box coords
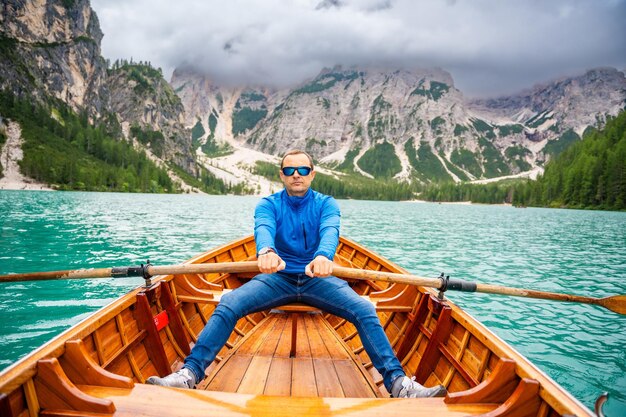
[437,272,451,300]
[141,260,153,287]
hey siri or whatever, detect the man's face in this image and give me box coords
[280,153,315,197]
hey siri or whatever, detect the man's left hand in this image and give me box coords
[305,256,333,278]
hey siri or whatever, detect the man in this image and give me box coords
[147,150,446,398]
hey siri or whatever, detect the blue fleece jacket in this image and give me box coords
[254,188,341,274]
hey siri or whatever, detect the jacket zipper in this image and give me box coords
[302,223,308,250]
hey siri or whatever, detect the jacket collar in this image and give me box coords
[282,188,312,209]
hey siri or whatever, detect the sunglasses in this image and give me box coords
[281,166,312,176]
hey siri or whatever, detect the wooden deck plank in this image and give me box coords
[291,358,318,397]
[318,313,382,398]
[264,357,292,396]
[203,312,382,399]
[237,356,272,395]
[313,358,344,397]
[314,315,350,360]
[256,315,287,356]
[236,317,275,356]
[304,313,331,359]
[274,315,295,358]
[334,360,378,398]
[295,314,312,358]
[206,355,252,392]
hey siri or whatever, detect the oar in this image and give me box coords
[1,261,624,315]
[0,262,259,283]
[331,266,626,315]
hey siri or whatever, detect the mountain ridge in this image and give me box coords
[173,65,626,187]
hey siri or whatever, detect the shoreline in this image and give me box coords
[407,199,512,206]
[0,181,54,191]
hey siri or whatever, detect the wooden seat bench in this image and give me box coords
[80,384,499,417]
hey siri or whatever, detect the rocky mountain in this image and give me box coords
[469,67,626,140]
[170,67,286,194]
[0,0,195,174]
[174,66,626,184]
[107,62,195,172]
[0,0,108,114]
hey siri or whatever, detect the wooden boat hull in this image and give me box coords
[0,235,593,416]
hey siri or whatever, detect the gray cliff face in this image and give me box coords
[175,65,626,182]
[0,0,195,174]
[0,0,108,114]
[468,68,626,136]
[170,68,287,149]
[107,65,196,173]
[249,67,464,157]
[171,68,222,127]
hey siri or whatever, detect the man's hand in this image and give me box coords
[258,251,286,274]
[305,256,333,277]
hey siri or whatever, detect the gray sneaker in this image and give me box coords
[391,376,447,398]
[146,367,196,389]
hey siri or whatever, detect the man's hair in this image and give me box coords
[280,149,314,169]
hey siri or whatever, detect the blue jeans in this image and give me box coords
[183,272,405,391]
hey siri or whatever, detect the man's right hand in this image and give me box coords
[258,251,286,274]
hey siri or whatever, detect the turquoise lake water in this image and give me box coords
[0,190,625,415]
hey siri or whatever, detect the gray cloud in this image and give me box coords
[91,0,626,97]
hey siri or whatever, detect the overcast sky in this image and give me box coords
[90,0,626,97]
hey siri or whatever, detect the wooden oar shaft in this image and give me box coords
[475,283,601,305]
[0,267,116,283]
[147,262,260,276]
[332,265,442,288]
[0,262,260,283]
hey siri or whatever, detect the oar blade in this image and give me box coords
[599,295,626,315]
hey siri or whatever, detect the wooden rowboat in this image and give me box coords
[0,235,594,416]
